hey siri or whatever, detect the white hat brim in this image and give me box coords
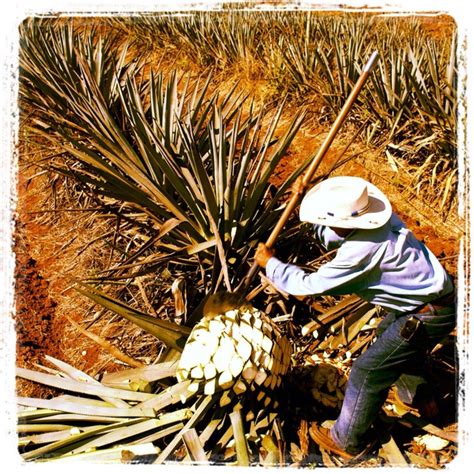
[299,180,392,229]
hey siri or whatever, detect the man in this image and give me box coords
[254,175,456,459]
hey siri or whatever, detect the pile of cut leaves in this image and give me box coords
[16,289,458,468]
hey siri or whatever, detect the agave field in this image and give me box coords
[14,6,461,468]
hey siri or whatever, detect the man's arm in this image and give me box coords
[255,242,373,297]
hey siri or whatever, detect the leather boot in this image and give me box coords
[309,423,373,461]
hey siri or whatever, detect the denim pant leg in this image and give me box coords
[381,314,428,405]
[330,305,455,453]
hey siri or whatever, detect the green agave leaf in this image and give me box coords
[128,422,184,447]
[75,283,190,351]
[53,395,122,408]
[18,424,75,434]
[70,409,192,455]
[17,396,155,418]
[120,75,212,233]
[21,418,142,461]
[28,414,131,424]
[44,355,130,408]
[19,425,104,448]
[57,134,196,231]
[20,20,140,127]
[18,408,69,422]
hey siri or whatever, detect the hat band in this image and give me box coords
[327,202,370,219]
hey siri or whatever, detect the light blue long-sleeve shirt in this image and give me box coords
[265,213,453,314]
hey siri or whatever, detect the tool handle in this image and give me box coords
[239,51,379,293]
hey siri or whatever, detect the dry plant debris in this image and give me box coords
[16,291,458,467]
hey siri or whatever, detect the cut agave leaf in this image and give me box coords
[42,443,160,463]
[44,356,130,408]
[17,367,156,402]
[17,424,75,434]
[21,418,141,461]
[131,422,184,446]
[70,410,191,455]
[17,397,155,419]
[182,428,209,463]
[230,410,250,466]
[19,425,104,447]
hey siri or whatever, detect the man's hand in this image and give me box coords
[255,243,274,268]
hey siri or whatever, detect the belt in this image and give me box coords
[418,291,456,314]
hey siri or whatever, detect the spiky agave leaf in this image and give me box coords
[75,283,191,352]
[20,20,308,293]
[19,19,143,132]
[116,11,458,213]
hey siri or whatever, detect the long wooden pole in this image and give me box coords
[238,51,379,293]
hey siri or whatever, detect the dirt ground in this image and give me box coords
[14,228,61,396]
[14,172,127,396]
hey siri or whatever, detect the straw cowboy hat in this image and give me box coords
[299,176,392,229]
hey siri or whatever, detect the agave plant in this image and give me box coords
[19,18,144,128]
[20,20,310,297]
[124,10,458,213]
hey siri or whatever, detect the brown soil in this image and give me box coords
[14,173,66,397]
[14,223,64,398]
[14,171,127,397]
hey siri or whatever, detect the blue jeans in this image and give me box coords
[330,303,456,454]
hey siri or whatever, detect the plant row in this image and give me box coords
[111,10,457,212]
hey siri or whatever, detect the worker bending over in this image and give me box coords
[255,176,456,459]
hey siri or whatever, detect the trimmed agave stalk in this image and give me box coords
[176,296,292,408]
